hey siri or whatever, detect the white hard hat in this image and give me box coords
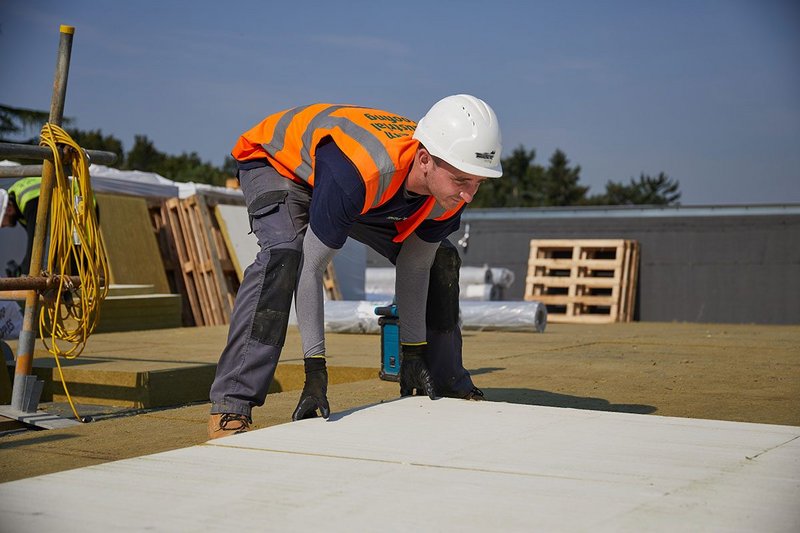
[413,94,503,178]
[0,189,8,220]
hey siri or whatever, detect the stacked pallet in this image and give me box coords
[525,239,639,323]
[154,195,240,326]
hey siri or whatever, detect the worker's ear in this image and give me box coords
[416,146,435,173]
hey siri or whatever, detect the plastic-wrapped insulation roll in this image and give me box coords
[364,266,515,301]
[461,283,499,301]
[289,300,547,334]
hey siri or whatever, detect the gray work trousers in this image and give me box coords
[209,165,475,418]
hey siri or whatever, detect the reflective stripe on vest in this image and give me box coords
[275,105,407,210]
[9,177,42,218]
[8,176,96,225]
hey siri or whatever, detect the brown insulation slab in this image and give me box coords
[96,193,170,294]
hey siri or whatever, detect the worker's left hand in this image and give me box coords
[400,344,436,399]
[292,357,330,421]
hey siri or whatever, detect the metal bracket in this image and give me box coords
[0,405,80,430]
[11,374,44,413]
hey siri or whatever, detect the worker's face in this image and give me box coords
[1,202,15,228]
[427,157,487,211]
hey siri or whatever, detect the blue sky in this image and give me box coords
[1,0,798,205]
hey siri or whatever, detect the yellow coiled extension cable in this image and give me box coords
[38,123,109,421]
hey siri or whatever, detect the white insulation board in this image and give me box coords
[1,398,798,532]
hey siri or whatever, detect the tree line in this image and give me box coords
[1,104,233,187]
[470,146,680,207]
[1,103,680,205]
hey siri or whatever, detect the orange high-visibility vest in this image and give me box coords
[232,104,465,242]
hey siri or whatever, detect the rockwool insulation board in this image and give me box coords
[96,193,170,294]
[1,398,797,532]
[214,203,257,281]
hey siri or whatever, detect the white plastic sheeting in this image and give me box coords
[88,164,242,201]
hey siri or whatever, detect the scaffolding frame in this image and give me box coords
[0,26,116,428]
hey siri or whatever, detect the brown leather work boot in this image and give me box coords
[208,413,252,440]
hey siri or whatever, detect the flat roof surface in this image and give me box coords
[462,203,800,219]
[1,397,798,532]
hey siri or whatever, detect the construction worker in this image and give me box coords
[1,177,98,277]
[208,95,503,438]
[1,177,43,276]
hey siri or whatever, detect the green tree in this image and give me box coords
[590,173,681,205]
[125,135,167,172]
[125,134,228,186]
[66,128,125,166]
[473,146,590,207]
[159,151,228,186]
[539,149,588,206]
[222,156,238,176]
[0,104,73,142]
[472,145,544,207]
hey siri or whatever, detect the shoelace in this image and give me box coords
[466,387,484,400]
[219,413,252,433]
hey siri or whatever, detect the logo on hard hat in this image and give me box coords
[475,151,496,161]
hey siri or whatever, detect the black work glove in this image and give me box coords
[292,357,330,421]
[400,344,436,399]
[5,260,22,278]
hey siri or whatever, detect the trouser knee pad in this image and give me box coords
[251,248,300,346]
[426,242,461,332]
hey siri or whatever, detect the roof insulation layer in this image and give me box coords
[1,397,797,532]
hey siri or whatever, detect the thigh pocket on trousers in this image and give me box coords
[248,190,297,247]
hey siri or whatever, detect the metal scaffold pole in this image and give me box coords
[9,25,74,414]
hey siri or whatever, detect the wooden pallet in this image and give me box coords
[154,195,342,327]
[323,263,342,301]
[150,202,194,327]
[525,239,639,323]
[158,195,239,326]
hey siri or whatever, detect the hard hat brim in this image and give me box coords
[414,132,503,178]
[448,159,503,178]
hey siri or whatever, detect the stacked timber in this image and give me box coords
[524,239,639,323]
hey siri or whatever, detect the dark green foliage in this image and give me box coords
[541,149,589,206]
[592,173,681,205]
[0,103,73,142]
[125,135,229,186]
[66,128,125,165]
[471,146,544,207]
[222,156,238,176]
[473,145,680,207]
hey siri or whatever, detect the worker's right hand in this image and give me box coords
[400,344,436,399]
[292,357,330,421]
